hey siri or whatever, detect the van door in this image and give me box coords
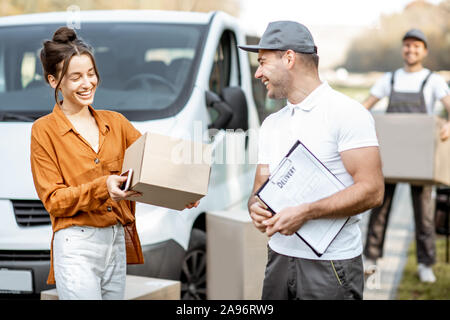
[206,30,252,210]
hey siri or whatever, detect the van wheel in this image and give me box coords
[180,228,206,300]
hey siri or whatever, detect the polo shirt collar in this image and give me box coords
[287,81,329,113]
[52,103,110,136]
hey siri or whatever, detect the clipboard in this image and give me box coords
[255,140,349,257]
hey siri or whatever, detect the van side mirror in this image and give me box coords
[206,90,233,130]
[205,87,249,131]
[221,87,248,131]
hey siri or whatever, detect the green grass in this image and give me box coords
[396,235,450,300]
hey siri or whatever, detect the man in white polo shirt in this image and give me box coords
[239,21,384,300]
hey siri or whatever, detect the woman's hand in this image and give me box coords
[107,175,141,201]
[107,174,199,208]
[185,200,200,209]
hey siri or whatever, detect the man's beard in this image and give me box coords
[267,78,289,100]
[404,56,423,68]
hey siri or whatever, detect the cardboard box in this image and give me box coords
[121,132,212,210]
[373,114,450,185]
[206,210,268,300]
[40,275,180,300]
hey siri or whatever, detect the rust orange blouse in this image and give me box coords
[30,103,144,284]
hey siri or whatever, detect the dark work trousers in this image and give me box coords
[261,247,364,300]
[364,183,436,266]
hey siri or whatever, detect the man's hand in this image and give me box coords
[248,164,272,233]
[264,204,310,237]
[248,198,273,233]
[440,122,450,141]
[107,175,141,201]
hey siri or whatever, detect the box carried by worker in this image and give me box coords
[373,114,450,185]
[121,132,212,210]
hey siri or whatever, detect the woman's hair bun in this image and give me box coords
[52,27,77,43]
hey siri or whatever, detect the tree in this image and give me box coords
[342,0,450,72]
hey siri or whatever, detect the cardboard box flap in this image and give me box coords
[141,133,211,195]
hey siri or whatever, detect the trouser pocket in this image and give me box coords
[330,260,343,286]
[330,255,364,300]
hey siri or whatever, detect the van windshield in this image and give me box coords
[0,22,206,121]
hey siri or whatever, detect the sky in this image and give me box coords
[239,0,444,35]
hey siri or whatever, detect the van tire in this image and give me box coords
[180,228,206,300]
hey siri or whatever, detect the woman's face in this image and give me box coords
[50,54,98,108]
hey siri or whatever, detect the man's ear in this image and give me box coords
[48,74,58,89]
[284,49,296,70]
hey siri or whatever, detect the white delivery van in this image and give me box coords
[0,10,261,299]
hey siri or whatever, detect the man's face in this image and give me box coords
[402,38,427,67]
[255,50,289,100]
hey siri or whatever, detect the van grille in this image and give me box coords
[0,250,50,261]
[12,200,51,227]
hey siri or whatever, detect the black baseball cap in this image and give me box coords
[402,28,427,48]
[238,21,317,54]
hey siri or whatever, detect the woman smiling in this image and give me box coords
[30,27,198,300]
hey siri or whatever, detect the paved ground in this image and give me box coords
[359,183,415,300]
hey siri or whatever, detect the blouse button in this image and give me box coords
[94,158,100,164]
[107,206,112,212]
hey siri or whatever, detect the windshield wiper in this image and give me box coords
[0,112,36,122]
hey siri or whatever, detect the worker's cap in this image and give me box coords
[238,21,317,54]
[402,28,427,48]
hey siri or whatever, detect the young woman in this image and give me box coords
[30,27,198,300]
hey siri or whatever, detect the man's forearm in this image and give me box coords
[362,95,380,110]
[303,180,384,221]
[441,95,450,120]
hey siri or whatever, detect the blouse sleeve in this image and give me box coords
[117,113,142,147]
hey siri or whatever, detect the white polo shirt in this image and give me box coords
[258,82,379,260]
[370,68,449,114]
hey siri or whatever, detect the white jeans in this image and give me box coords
[53,223,126,300]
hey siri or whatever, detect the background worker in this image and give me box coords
[362,28,450,283]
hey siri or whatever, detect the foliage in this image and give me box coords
[342,0,450,72]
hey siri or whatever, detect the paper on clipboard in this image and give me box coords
[256,140,348,257]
